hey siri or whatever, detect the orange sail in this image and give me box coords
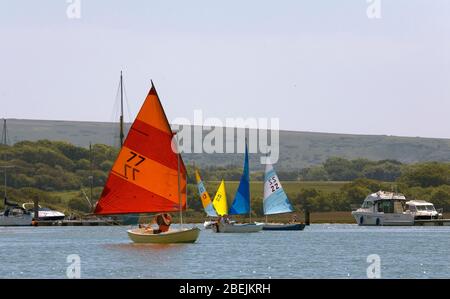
[94,83,187,215]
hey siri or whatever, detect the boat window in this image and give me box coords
[407,205,416,212]
[393,201,404,213]
[362,201,373,209]
[378,201,394,213]
[425,205,435,211]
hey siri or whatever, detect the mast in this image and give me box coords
[89,142,94,210]
[1,119,8,146]
[174,130,183,228]
[247,138,252,223]
[1,120,13,201]
[119,71,124,147]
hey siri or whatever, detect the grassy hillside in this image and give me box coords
[5,118,450,171]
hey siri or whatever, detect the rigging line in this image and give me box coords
[122,79,132,128]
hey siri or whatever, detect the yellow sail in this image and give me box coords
[212,180,228,216]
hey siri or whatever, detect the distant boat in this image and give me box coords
[22,203,65,221]
[212,143,263,233]
[94,81,200,243]
[259,161,305,231]
[351,191,443,226]
[0,198,33,226]
[194,168,218,229]
[0,164,33,226]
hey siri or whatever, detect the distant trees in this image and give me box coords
[1,140,449,214]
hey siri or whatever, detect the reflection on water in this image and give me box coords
[1,224,450,278]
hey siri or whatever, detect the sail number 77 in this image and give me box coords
[124,151,146,181]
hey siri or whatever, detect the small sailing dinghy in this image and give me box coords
[195,169,218,229]
[94,82,200,244]
[213,144,263,233]
[260,161,305,231]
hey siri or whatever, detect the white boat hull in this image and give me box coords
[203,221,215,229]
[127,227,200,244]
[0,214,33,226]
[352,211,415,226]
[212,222,263,233]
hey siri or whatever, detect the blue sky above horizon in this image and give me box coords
[0,0,449,138]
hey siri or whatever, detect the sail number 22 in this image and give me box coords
[123,151,146,181]
[268,176,280,193]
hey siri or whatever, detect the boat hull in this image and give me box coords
[127,227,200,244]
[262,223,306,231]
[203,221,215,229]
[212,222,263,233]
[352,211,415,226]
[0,214,33,226]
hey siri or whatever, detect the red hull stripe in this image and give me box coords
[124,119,186,173]
[94,174,186,215]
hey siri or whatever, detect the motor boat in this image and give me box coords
[352,190,442,226]
[22,203,65,221]
[405,200,442,220]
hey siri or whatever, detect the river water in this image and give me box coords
[1,224,449,279]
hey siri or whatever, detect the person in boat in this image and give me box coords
[153,213,172,234]
[290,214,298,224]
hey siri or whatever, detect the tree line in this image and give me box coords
[1,140,449,214]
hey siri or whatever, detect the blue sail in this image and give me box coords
[229,144,250,215]
[263,163,294,215]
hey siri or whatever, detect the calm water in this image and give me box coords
[1,224,449,279]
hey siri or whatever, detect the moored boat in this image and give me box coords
[22,203,65,221]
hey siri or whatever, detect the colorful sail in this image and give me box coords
[195,169,218,217]
[229,143,250,215]
[94,83,187,215]
[212,180,228,216]
[263,162,294,215]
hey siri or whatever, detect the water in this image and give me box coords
[1,224,450,279]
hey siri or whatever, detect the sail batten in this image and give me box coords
[94,84,186,215]
[263,162,294,216]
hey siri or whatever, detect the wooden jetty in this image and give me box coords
[414,219,450,226]
[33,218,121,226]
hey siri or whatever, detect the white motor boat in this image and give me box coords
[405,200,442,220]
[352,190,442,226]
[22,203,66,221]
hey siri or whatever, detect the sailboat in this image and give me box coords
[260,161,305,231]
[195,169,219,229]
[212,143,263,233]
[94,81,200,243]
[0,121,33,226]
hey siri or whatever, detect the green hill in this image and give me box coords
[4,118,450,171]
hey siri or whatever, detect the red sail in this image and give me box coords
[94,83,187,215]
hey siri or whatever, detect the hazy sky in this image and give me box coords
[1,0,449,138]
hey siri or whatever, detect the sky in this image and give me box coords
[0,0,449,138]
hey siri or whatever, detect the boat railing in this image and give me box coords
[350,204,361,211]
